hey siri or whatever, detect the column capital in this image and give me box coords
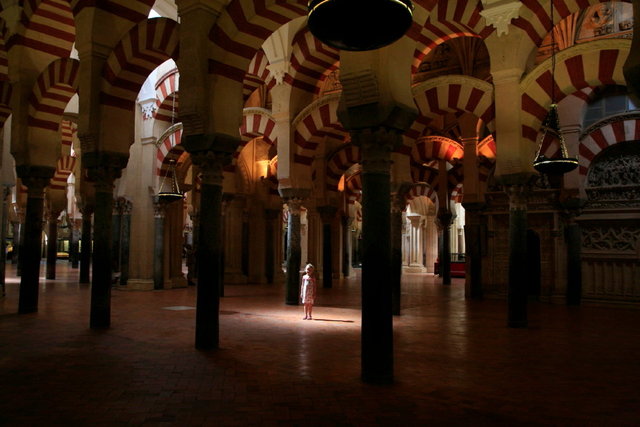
[119,198,133,215]
[505,184,530,211]
[16,166,56,199]
[436,211,454,228]
[152,198,166,219]
[189,150,232,186]
[351,127,399,174]
[317,205,338,224]
[279,188,311,206]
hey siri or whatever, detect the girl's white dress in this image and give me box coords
[300,274,316,304]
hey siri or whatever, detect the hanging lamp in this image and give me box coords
[157,159,184,203]
[532,0,578,175]
[307,0,414,51]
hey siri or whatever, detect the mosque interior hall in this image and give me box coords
[0,0,640,425]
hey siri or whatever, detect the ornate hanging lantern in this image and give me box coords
[532,0,578,175]
[307,0,414,51]
[157,160,184,203]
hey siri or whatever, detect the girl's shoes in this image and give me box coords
[303,316,308,320]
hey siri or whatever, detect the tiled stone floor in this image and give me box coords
[1,263,640,426]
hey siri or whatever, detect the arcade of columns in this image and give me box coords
[0,0,639,383]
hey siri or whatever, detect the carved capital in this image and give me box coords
[317,205,338,224]
[505,184,529,210]
[480,0,522,37]
[189,150,232,186]
[436,211,454,228]
[351,127,401,174]
[16,166,56,199]
[152,198,166,219]
[119,198,133,215]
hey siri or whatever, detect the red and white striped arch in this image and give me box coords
[411,165,440,191]
[154,69,179,123]
[451,182,464,203]
[28,58,79,131]
[243,49,272,101]
[579,118,640,175]
[345,172,362,205]
[478,134,496,182]
[208,0,307,83]
[520,39,629,144]
[326,144,361,192]
[156,125,183,176]
[240,108,277,144]
[412,135,464,164]
[11,0,75,58]
[412,75,495,132]
[290,27,339,94]
[102,17,179,111]
[293,93,346,166]
[407,182,438,205]
[71,0,155,24]
[0,81,11,129]
[60,119,75,152]
[50,155,76,190]
[410,0,492,73]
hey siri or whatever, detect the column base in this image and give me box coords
[171,276,188,288]
[225,271,247,284]
[404,265,427,273]
[126,279,154,291]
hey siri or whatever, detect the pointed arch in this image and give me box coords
[156,123,183,176]
[154,68,179,122]
[243,49,272,101]
[326,144,361,192]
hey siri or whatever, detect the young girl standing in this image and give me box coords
[300,263,317,320]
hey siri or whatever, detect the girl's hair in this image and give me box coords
[305,263,314,271]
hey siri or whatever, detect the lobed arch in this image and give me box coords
[326,143,360,192]
[412,75,495,133]
[28,57,79,131]
[101,17,180,111]
[289,27,339,95]
[520,38,630,144]
[579,117,640,175]
[292,93,346,167]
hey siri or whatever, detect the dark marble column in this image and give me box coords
[241,209,249,277]
[189,149,231,350]
[153,198,165,290]
[463,203,486,299]
[506,184,529,328]
[69,220,80,269]
[318,206,337,289]
[0,187,9,296]
[390,191,407,316]
[279,189,309,305]
[341,214,351,278]
[87,161,123,329]
[17,168,54,314]
[11,220,20,266]
[562,200,584,306]
[111,199,122,281]
[352,128,396,384]
[46,211,60,280]
[437,211,453,285]
[119,199,132,286]
[79,206,93,284]
[188,211,199,286]
[264,209,280,284]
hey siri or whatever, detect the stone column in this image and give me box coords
[436,211,453,285]
[317,206,337,289]
[119,199,132,286]
[69,219,80,269]
[111,199,122,281]
[341,214,352,278]
[390,192,406,315]
[0,187,9,296]
[352,127,395,384]
[190,149,231,350]
[87,163,123,329]
[46,210,60,280]
[189,210,199,286]
[79,206,93,284]
[241,208,249,277]
[17,168,54,314]
[264,209,279,284]
[11,219,20,265]
[153,198,165,290]
[463,203,486,299]
[562,200,585,306]
[279,189,309,305]
[506,183,529,328]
